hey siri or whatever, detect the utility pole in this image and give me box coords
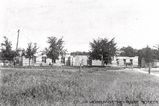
[16,29,20,51]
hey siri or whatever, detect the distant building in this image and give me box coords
[64,54,139,67]
[92,60,102,66]
[64,54,89,66]
[153,59,159,67]
[72,55,88,66]
[14,51,64,66]
[22,54,51,66]
[112,56,139,67]
[64,54,104,66]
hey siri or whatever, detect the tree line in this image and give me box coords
[0,36,65,66]
[0,36,158,68]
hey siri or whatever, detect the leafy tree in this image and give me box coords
[0,36,16,64]
[138,46,154,74]
[137,49,143,67]
[71,51,89,56]
[25,43,38,66]
[153,44,159,60]
[45,36,65,63]
[144,46,154,64]
[120,46,137,57]
[89,37,117,65]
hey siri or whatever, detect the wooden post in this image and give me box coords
[79,63,81,73]
[148,63,151,74]
[16,29,20,51]
[101,55,104,66]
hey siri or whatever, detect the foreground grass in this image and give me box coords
[1,67,159,106]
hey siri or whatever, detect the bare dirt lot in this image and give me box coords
[0,67,159,106]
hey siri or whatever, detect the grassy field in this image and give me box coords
[1,67,159,106]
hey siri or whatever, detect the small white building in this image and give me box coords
[112,56,138,67]
[64,55,103,66]
[72,55,88,66]
[92,60,102,66]
[21,52,64,66]
[64,55,88,66]
[22,54,52,66]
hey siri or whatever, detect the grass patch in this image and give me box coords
[0,67,159,106]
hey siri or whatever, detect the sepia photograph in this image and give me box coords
[1,0,159,105]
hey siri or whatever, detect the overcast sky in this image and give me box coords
[1,0,159,52]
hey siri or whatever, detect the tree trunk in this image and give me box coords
[79,63,82,73]
[29,58,31,66]
[101,55,104,66]
[148,63,151,74]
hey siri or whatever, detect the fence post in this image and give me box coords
[148,63,151,74]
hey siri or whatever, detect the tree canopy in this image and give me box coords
[142,46,154,63]
[25,43,38,66]
[89,37,117,65]
[45,36,65,63]
[152,44,159,60]
[71,51,89,56]
[0,36,16,62]
[137,46,154,67]
[120,46,137,57]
